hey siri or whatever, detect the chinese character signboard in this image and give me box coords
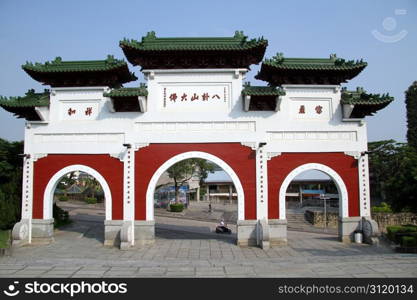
[161,83,230,112]
[291,98,331,120]
[61,101,100,121]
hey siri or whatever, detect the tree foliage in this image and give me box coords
[166,158,215,203]
[0,138,23,230]
[368,140,417,212]
[406,81,417,150]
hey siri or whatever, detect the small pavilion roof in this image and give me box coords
[341,87,393,117]
[256,53,367,85]
[0,89,49,120]
[22,55,137,87]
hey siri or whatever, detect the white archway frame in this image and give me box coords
[146,151,245,221]
[43,164,112,220]
[278,163,349,219]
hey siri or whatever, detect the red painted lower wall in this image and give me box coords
[135,143,257,220]
[267,153,359,219]
[33,154,124,220]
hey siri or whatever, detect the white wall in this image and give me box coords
[24,69,368,157]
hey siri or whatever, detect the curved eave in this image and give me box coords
[255,63,367,85]
[350,101,392,118]
[22,65,137,87]
[120,42,267,69]
[0,105,44,120]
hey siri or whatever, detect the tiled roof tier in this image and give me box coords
[103,86,148,98]
[104,85,147,112]
[242,84,285,111]
[256,53,367,85]
[341,87,393,118]
[22,55,137,87]
[242,85,285,96]
[120,31,267,69]
[0,89,49,120]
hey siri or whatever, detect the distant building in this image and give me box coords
[202,170,237,204]
[286,170,338,208]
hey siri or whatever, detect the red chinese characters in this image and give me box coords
[298,105,305,114]
[315,105,323,114]
[181,93,187,101]
[169,93,177,102]
[191,93,199,101]
[85,107,93,116]
[67,108,76,116]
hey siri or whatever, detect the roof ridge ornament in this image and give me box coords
[52,57,62,65]
[143,31,156,41]
[272,52,284,64]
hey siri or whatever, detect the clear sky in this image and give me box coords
[0,0,416,142]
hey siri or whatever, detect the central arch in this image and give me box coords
[146,151,245,221]
[43,164,113,221]
[278,163,349,220]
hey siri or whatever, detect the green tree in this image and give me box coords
[368,140,417,212]
[406,81,417,150]
[166,158,214,203]
[0,138,23,229]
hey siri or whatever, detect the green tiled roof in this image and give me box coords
[0,89,49,120]
[341,87,393,105]
[242,85,285,96]
[256,53,367,85]
[22,55,129,73]
[262,53,367,71]
[120,31,267,69]
[0,89,49,107]
[120,31,267,51]
[104,86,148,98]
[22,55,137,87]
[341,87,393,118]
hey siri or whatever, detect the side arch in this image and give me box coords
[43,164,112,220]
[278,163,349,219]
[145,151,245,221]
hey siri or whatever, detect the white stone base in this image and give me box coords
[134,220,155,246]
[237,220,257,246]
[338,217,361,243]
[268,219,288,246]
[104,220,123,247]
[31,219,54,245]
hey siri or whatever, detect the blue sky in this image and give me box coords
[0,0,416,142]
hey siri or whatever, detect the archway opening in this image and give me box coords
[285,169,340,235]
[148,153,244,244]
[46,166,111,244]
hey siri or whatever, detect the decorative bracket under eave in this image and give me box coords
[34,106,49,122]
[342,104,355,118]
[138,96,147,112]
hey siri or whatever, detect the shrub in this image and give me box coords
[53,203,71,228]
[371,202,393,213]
[58,195,69,202]
[386,226,403,242]
[401,236,417,247]
[170,203,184,212]
[386,225,417,243]
[85,197,97,204]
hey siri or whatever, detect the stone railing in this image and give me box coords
[304,210,338,228]
[304,210,417,233]
[371,212,417,233]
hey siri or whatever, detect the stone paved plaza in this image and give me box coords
[1,214,417,278]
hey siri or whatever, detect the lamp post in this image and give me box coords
[320,193,330,230]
